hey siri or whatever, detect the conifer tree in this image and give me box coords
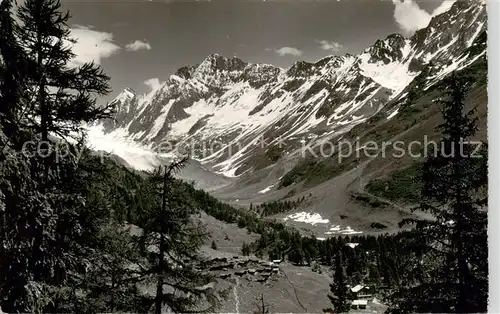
[388,74,488,313]
[0,1,119,311]
[0,0,28,143]
[16,0,113,144]
[288,230,305,264]
[75,220,144,313]
[325,252,350,313]
[137,159,219,313]
[15,0,113,188]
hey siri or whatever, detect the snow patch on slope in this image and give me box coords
[283,212,330,225]
[258,184,275,194]
[358,40,417,97]
[324,225,363,235]
[387,108,399,120]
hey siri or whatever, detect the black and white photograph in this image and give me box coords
[0,0,494,313]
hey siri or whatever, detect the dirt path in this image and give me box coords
[280,267,308,312]
[233,277,240,313]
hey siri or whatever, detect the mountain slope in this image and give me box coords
[98,0,485,180]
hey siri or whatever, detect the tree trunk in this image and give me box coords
[155,165,169,314]
[155,234,165,314]
[452,137,469,313]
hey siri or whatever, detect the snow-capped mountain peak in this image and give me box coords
[96,0,486,175]
[115,87,136,102]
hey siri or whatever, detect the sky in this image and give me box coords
[52,0,456,103]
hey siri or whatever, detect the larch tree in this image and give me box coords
[0,0,119,312]
[16,0,112,143]
[136,158,219,313]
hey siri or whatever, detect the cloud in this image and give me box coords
[432,0,456,16]
[392,0,456,36]
[144,78,164,92]
[125,40,152,52]
[391,0,433,36]
[316,40,343,52]
[274,47,303,57]
[69,25,121,66]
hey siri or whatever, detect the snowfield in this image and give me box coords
[325,225,363,235]
[283,212,330,225]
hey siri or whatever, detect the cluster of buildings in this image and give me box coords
[203,256,282,283]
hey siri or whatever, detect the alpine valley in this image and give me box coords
[0,0,490,312]
[92,0,487,237]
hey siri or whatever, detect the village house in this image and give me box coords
[350,284,373,301]
[351,299,368,310]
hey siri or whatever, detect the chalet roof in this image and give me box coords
[351,284,364,292]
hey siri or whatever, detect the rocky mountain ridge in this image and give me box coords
[98,0,486,178]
